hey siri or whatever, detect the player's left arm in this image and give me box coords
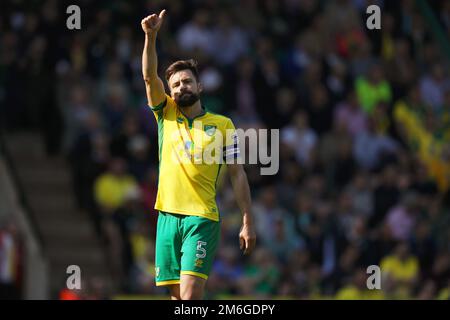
[227,163,256,255]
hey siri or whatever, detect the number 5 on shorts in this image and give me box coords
[196,241,207,258]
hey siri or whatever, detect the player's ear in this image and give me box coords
[197,82,203,94]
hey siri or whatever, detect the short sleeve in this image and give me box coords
[149,94,174,120]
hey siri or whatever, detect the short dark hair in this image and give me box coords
[165,59,199,82]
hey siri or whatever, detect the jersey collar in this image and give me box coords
[178,105,207,128]
[178,105,206,119]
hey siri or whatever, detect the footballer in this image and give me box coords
[141,10,256,300]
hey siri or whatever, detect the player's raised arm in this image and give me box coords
[141,9,166,107]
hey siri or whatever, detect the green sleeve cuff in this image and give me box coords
[150,98,167,111]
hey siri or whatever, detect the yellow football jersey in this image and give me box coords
[150,94,240,222]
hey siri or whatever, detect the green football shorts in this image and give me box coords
[155,211,221,286]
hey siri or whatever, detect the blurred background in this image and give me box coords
[0,0,449,300]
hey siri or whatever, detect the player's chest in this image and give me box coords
[165,117,222,162]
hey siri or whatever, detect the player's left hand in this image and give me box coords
[239,223,256,255]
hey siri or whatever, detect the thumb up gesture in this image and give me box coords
[141,9,166,34]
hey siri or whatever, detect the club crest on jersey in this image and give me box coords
[177,117,184,123]
[204,125,217,136]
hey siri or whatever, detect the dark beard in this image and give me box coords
[175,91,200,108]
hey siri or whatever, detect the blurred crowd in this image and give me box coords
[1,0,450,299]
[0,218,23,300]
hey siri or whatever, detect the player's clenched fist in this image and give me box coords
[141,9,166,34]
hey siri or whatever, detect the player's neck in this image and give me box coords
[181,100,204,119]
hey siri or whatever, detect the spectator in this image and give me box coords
[420,62,449,113]
[252,186,297,248]
[209,11,249,66]
[94,158,138,213]
[355,63,392,115]
[335,268,384,300]
[380,242,419,299]
[281,111,318,166]
[334,90,368,137]
[345,171,374,219]
[62,85,95,152]
[385,192,418,241]
[69,111,109,212]
[176,9,214,55]
[0,220,22,300]
[266,216,303,263]
[211,246,244,294]
[353,118,398,171]
[238,248,281,298]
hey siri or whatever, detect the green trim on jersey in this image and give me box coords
[151,99,167,111]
